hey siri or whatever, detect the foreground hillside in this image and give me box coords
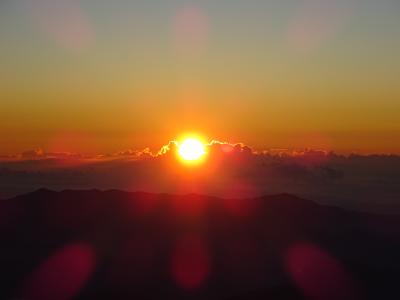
[0,190,399,300]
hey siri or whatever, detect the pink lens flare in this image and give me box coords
[173,4,209,55]
[23,0,95,51]
[285,242,362,300]
[171,234,211,290]
[21,243,97,300]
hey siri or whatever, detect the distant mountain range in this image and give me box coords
[0,190,399,300]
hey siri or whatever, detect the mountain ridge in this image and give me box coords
[0,189,399,299]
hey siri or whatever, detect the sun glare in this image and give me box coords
[178,138,206,162]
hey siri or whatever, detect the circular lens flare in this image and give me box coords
[178,138,205,161]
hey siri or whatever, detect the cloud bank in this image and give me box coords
[1,141,399,214]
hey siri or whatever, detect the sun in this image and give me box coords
[178,138,206,162]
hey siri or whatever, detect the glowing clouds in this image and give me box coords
[23,0,94,51]
[173,4,209,54]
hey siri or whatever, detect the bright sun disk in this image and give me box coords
[178,138,206,161]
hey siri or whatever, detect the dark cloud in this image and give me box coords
[1,141,400,214]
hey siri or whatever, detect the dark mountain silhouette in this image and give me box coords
[0,190,399,299]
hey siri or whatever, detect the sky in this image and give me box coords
[1,0,399,154]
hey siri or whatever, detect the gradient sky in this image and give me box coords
[1,0,399,154]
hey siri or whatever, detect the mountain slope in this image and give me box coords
[0,190,399,300]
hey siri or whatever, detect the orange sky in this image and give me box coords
[0,0,399,155]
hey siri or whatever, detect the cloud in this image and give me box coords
[8,141,326,163]
[20,149,45,159]
[0,141,399,214]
